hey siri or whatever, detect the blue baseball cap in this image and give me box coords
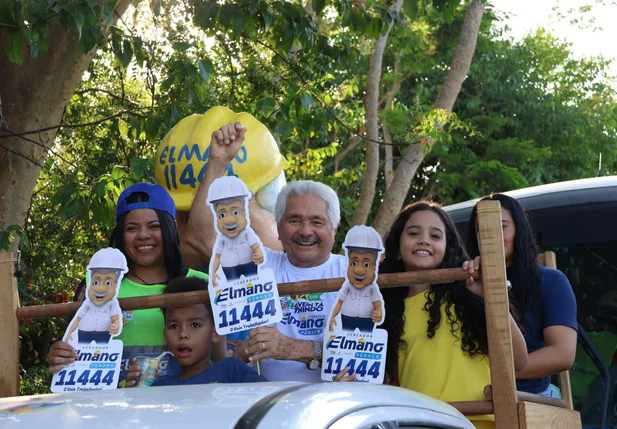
[116,183,176,220]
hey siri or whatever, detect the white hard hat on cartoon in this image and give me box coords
[207,176,251,204]
[344,225,383,251]
[87,248,129,273]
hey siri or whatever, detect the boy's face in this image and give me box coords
[164,304,219,371]
[215,200,247,238]
[88,271,118,306]
[347,250,377,289]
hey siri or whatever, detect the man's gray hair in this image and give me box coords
[274,180,341,229]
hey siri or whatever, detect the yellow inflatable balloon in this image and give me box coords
[155,106,286,211]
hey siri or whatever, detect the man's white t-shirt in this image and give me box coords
[339,281,380,319]
[75,300,118,332]
[215,229,258,268]
[259,247,346,382]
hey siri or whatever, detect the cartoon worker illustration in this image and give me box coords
[207,176,265,286]
[64,248,128,344]
[329,225,384,333]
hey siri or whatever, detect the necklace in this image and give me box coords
[128,271,167,285]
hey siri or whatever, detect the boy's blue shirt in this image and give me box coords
[153,357,267,386]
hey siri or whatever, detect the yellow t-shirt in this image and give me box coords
[398,292,494,429]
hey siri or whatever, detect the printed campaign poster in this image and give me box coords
[51,248,128,392]
[322,225,388,384]
[207,176,282,335]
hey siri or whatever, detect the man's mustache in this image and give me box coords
[293,236,320,244]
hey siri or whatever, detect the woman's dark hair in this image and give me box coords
[381,201,488,382]
[110,192,187,282]
[466,193,541,329]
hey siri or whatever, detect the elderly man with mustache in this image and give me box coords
[187,122,353,382]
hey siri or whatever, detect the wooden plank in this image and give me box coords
[448,400,494,416]
[484,384,567,409]
[475,200,519,429]
[16,267,479,320]
[538,251,574,411]
[517,402,581,429]
[0,252,20,398]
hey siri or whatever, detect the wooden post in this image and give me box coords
[0,252,20,398]
[476,201,519,429]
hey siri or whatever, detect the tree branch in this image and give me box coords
[334,126,365,171]
[247,37,406,147]
[371,0,485,235]
[0,110,148,139]
[75,88,143,107]
[351,0,404,227]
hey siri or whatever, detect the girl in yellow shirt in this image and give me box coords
[380,201,528,429]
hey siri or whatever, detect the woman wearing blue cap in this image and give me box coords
[45,183,216,386]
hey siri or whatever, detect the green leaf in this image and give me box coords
[219,4,236,29]
[300,91,314,111]
[118,119,129,139]
[403,0,415,18]
[233,9,248,37]
[0,231,12,252]
[198,59,214,83]
[133,36,143,52]
[131,156,150,179]
[172,41,191,52]
[196,2,218,30]
[6,31,23,65]
[111,165,125,181]
[313,0,327,17]
[257,97,276,117]
[101,2,114,26]
[259,4,272,31]
[73,11,86,39]
[119,39,133,68]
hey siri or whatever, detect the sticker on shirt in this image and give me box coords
[322,225,387,384]
[51,248,128,392]
[207,176,283,335]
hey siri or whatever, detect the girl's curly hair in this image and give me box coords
[466,193,541,329]
[381,201,489,382]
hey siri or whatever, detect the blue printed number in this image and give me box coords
[324,359,381,379]
[219,299,276,329]
[55,369,115,386]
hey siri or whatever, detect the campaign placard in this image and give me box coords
[207,176,282,335]
[322,225,388,384]
[51,248,127,392]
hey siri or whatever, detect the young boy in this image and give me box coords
[125,277,266,386]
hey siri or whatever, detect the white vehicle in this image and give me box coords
[0,382,475,429]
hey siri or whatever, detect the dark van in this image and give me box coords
[444,176,617,429]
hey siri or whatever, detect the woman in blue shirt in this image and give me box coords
[467,193,577,398]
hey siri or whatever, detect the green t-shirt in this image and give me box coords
[117,268,209,346]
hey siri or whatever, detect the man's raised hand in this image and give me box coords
[209,122,248,164]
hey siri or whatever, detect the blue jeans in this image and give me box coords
[537,383,562,398]
[341,315,374,333]
[222,262,258,281]
[78,330,111,344]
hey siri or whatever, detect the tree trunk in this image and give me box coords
[351,0,404,227]
[0,1,133,250]
[383,125,394,188]
[382,60,402,190]
[372,0,485,236]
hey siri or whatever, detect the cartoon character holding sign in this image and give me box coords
[51,248,127,392]
[329,226,384,333]
[207,176,282,336]
[322,225,388,384]
[207,176,264,286]
[64,248,128,344]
